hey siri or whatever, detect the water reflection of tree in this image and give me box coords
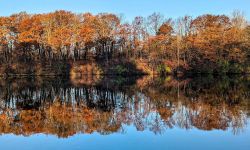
[0,75,249,137]
[135,75,249,134]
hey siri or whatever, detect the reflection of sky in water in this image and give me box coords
[0,76,249,149]
[0,119,249,150]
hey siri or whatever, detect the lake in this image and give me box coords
[0,75,249,150]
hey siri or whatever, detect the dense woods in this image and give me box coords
[0,10,250,75]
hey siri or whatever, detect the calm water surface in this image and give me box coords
[0,75,249,150]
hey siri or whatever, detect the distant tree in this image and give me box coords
[147,12,164,35]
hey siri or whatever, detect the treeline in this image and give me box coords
[1,10,250,74]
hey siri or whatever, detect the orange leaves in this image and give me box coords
[39,11,77,52]
[157,21,173,36]
[188,14,247,63]
[93,13,120,39]
[79,25,95,44]
[18,15,43,44]
[0,114,7,121]
[0,17,11,45]
[52,10,76,27]
[50,27,72,49]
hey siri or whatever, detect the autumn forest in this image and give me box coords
[1,10,250,76]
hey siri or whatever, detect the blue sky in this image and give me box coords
[0,0,250,21]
